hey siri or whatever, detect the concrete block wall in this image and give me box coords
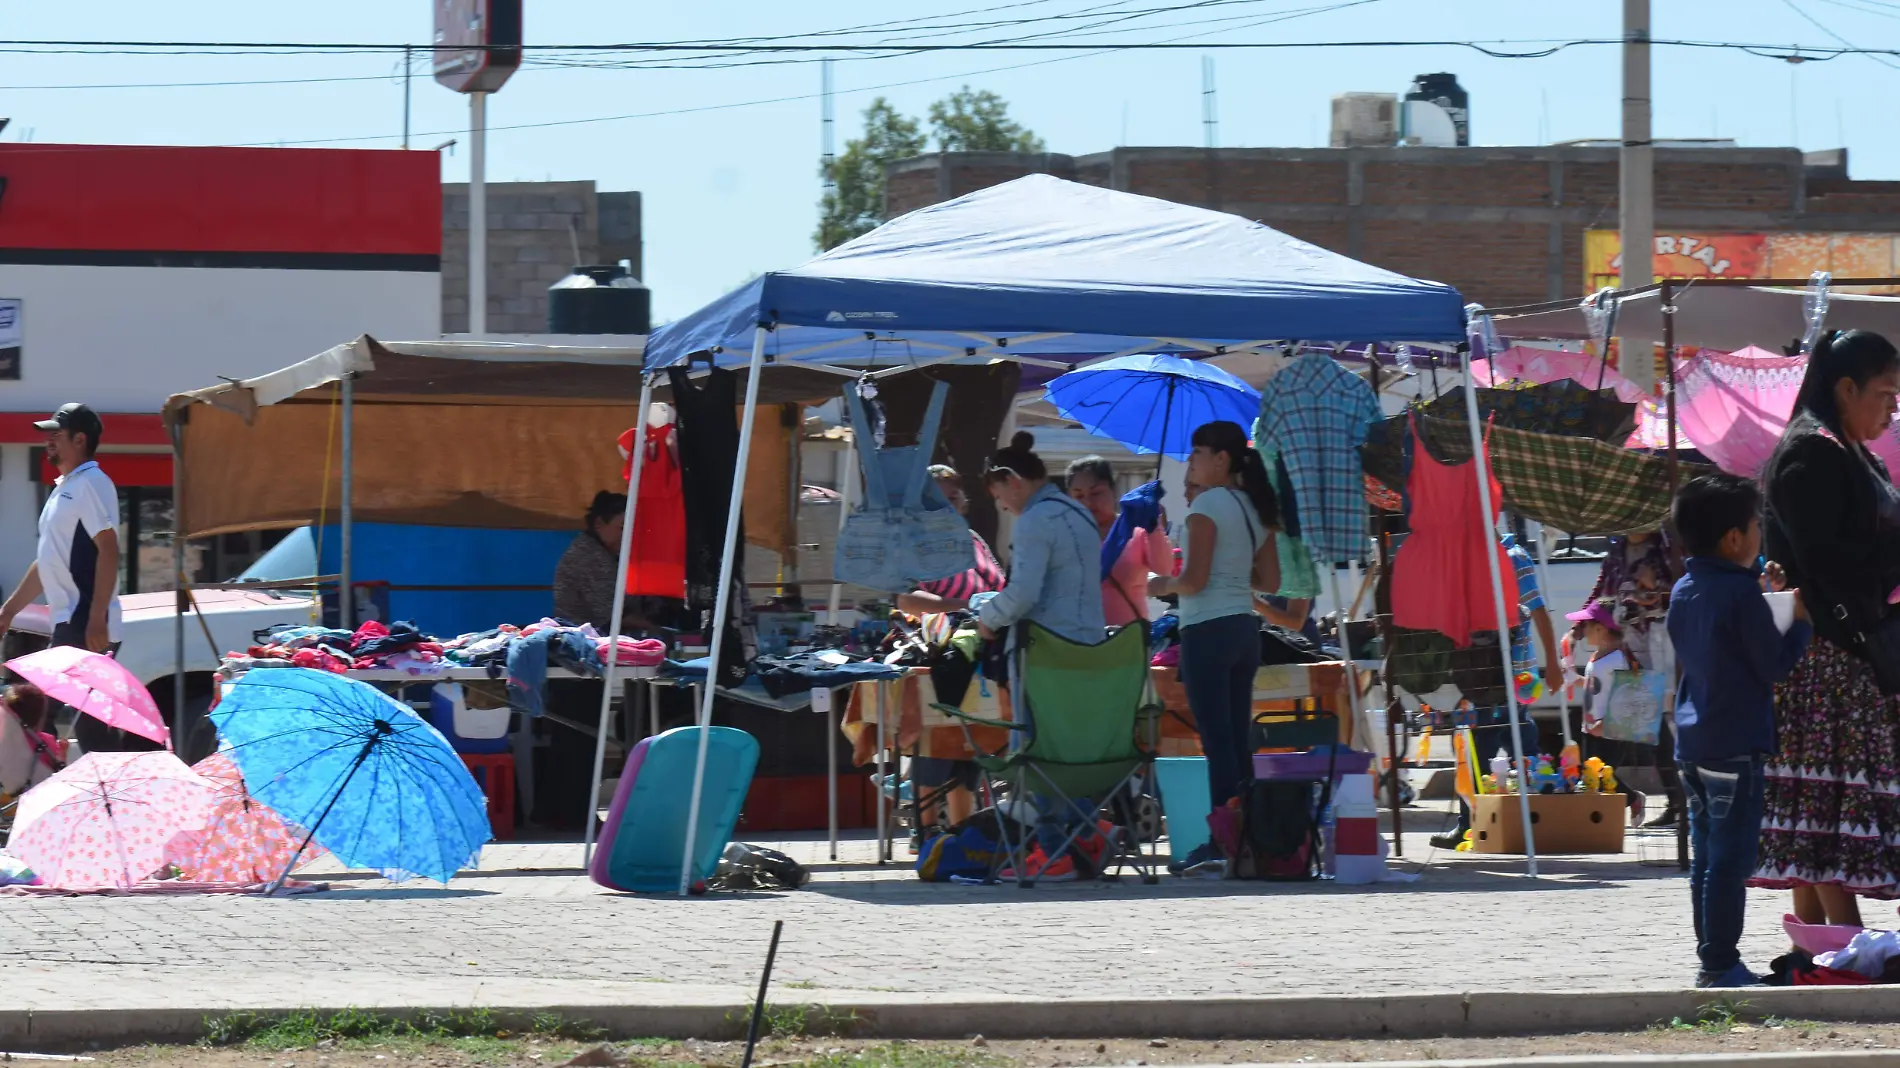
[886,146,1900,309]
[441,181,644,335]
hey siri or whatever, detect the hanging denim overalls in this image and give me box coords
[834,379,976,591]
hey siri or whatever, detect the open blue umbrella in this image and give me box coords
[1044,353,1262,463]
[211,669,490,888]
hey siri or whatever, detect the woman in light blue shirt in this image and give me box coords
[1148,421,1281,866]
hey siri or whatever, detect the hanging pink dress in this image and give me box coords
[617,425,687,599]
[1391,416,1514,646]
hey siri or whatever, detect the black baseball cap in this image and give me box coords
[34,403,103,443]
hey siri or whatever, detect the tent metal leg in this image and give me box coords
[828,442,855,626]
[170,417,188,753]
[826,690,839,862]
[339,371,355,630]
[1461,313,1538,878]
[876,678,889,864]
[584,373,653,869]
[679,326,769,896]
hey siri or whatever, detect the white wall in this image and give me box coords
[0,264,441,413]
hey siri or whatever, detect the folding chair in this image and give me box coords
[936,622,1161,887]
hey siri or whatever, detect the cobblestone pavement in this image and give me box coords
[0,816,1833,1012]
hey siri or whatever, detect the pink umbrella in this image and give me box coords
[164,752,325,884]
[6,646,169,748]
[1471,345,1648,404]
[8,751,213,889]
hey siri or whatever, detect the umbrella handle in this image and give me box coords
[265,736,377,896]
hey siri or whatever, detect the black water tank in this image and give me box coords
[1405,73,1469,146]
[548,264,651,334]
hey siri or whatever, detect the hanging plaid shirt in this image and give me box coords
[1254,353,1384,566]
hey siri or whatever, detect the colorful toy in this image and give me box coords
[1490,755,1512,793]
[1560,750,1581,788]
[1582,756,1605,792]
[1600,764,1618,793]
[1514,670,1544,704]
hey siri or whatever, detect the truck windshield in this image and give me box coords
[233,528,317,583]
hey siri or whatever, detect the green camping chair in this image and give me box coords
[936,621,1161,886]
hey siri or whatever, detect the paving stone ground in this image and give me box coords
[0,805,1837,1012]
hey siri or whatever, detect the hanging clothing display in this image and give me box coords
[1391,415,1514,646]
[616,423,687,599]
[1255,444,1320,601]
[1253,352,1382,567]
[834,379,974,591]
[869,364,1022,551]
[666,366,755,687]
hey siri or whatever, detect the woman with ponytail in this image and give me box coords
[1148,421,1281,870]
[1756,328,1900,926]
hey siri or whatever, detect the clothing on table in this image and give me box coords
[1390,416,1515,645]
[1178,486,1262,629]
[1103,527,1172,627]
[1682,755,1768,977]
[1254,444,1321,600]
[976,485,1105,646]
[1669,555,1813,763]
[916,529,1005,603]
[618,423,688,599]
[1252,352,1382,566]
[350,620,431,658]
[1753,635,1900,898]
[666,366,755,687]
[1764,412,1900,656]
[502,628,604,717]
[1179,613,1259,809]
[37,459,122,643]
[751,653,904,699]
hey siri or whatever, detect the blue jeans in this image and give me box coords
[1179,613,1259,808]
[1679,756,1767,975]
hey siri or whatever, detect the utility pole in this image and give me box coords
[402,46,413,149]
[1619,0,1655,392]
[821,58,835,197]
[1201,55,1219,148]
[469,91,487,335]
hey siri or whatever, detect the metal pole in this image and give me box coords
[1462,322,1539,878]
[825,689,839,862]
[1533,525,1575,752]
[469,91,488,336]
[1619,0,1655,393]
[876,678,888,864]
[1663,279,1689,872]
[678,326,769,895]
[584,373,653,868]
[339,373,354,630]
[827,442,855,626]
[171,413,188,752]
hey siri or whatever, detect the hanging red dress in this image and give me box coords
[618,424,687,599]
[1391,414,1514,647]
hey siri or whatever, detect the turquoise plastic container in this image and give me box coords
[1153,756,1212,863]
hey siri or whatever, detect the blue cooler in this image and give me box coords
[425,683,513,754]
[1153,756,1212,864]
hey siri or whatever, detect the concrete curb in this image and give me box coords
[1223,1055,1900,1068]
[10,985,1900,1048]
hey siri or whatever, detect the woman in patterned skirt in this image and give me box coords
[1757,330,1900,926]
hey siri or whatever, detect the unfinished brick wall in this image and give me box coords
[441,180,643,335]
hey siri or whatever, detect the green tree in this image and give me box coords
[815,97,925,251]
[927,86,1046,153]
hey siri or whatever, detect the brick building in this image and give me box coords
[441,181,643,333]
[885,146,1900,308]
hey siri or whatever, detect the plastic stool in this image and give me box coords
[460,752,516,841]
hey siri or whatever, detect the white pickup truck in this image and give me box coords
[1,531,320,762]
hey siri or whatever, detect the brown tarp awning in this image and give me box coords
[165,335,795,549]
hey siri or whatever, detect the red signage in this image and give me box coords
[434,0,523,94]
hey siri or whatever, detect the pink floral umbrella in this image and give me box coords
[6,646,169,748]
[8,751,213,889]
[164,752,325,883]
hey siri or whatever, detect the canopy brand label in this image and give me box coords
[826,310,899,322]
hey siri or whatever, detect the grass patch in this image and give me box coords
[202,1008,609,1052]
[726,1002,862,1039]
[790,1041,1000,1068]
[1656,998,1751,1034]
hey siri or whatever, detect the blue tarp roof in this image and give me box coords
[645,174,1466,372]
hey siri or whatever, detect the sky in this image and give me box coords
[2,1,1898,324]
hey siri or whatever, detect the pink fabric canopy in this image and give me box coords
[1471,346,1646,403]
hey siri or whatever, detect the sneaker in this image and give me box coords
[1168,841,1221,875]
[1695,963,1762,989]
[1644,806,1683,830]
[1430,828,1470,851]
[998,847,1078,883]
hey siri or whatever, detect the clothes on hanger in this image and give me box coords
[834,379,974,590]
[617,422,688,599]
[666,366,755,687]
[1253,351,1383,567]
[1390,414,1514,647]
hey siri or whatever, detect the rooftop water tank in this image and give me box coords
[548,264,650,335]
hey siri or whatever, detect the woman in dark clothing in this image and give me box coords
[1756,329,1900,927]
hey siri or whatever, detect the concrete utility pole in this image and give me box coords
[1619,0,1656,391]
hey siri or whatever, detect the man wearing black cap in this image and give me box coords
[0,403,122,661]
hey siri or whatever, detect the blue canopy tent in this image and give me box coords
[614,174,1467,891]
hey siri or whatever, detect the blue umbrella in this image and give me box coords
[211,669,490,888]
[1044,353,1262,462]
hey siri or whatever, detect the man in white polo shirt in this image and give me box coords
[0,404,131,751]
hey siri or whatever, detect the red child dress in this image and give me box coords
[617,424,687,599]
[1390,414,1514,647]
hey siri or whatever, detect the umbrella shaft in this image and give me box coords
[269,736,377,895]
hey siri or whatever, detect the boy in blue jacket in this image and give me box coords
[1667,473,1812,988]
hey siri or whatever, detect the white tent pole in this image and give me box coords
[583,373,653,868]
[828,440,855,626]
[1532,523,1576,751]
[339,371,355,630]
[678,325,768,896]
[1461,326,1538,878]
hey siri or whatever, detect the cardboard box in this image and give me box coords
[1471,792,1625,855]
